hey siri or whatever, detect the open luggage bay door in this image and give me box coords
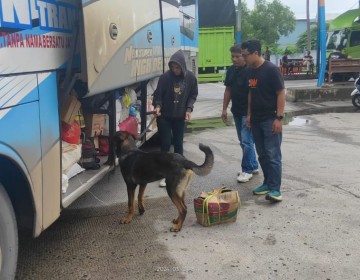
[82,0,165,96]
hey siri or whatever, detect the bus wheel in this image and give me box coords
[0,183,18,280]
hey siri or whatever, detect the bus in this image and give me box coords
[0,0,197,278]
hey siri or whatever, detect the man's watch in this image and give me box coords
[275,115,284,121]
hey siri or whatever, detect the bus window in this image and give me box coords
[350,31,360,47]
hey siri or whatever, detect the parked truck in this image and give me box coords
[197,0,235,82]
[326,8,360,59]
[0,0,197,278]
[326,8,360,80]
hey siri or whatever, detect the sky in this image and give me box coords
[234,0,359,19]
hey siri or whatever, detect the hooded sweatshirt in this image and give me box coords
[152,50,198,119]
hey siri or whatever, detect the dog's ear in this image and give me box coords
[114,131,130,142]
[119,131,129,141]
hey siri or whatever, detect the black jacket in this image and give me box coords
[152,50,198,119]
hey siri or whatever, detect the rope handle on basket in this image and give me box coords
[202,188,227,225]
[201,188,240,225]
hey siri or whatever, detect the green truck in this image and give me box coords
[326,8,360,81]
[198,27,234,82]
[197,0,236,82]
[326,8,360,58]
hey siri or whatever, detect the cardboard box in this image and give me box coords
[194,188,240,227]
[61,95,81,124]
[84,114,106,137]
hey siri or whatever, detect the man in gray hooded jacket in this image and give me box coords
[153,50,198,186]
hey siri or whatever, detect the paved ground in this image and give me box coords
[191,80,355,121]
[15,81,360,280]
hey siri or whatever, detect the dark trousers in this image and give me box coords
[156,116,185,155]
[252,119,282,192]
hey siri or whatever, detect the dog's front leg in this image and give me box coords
[120,184,136,224]
[138,184,146,215]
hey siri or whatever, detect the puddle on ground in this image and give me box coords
[287,117,312,126]
[184,108,360,134]
[185,116,313,134]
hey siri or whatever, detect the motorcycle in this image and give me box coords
[351,75,360,109]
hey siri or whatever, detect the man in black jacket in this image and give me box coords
[152,50,198,187]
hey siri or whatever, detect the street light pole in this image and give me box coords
[317,0,326,87]
[306,0,311,52]
[236,0,241,44]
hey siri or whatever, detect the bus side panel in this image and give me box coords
[38,72,61,229]
[82,0,163,96]
[0,0,79,75]
[179,0,199,52]
[162,0,181,67]
[0,75,43,236]
[179,0,199,74]
[0,75,39,108]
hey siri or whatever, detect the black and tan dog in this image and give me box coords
[114,131,214,232]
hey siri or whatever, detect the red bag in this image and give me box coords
[97,136,109,156]
[61,121,81,144]
[118,116,138,139]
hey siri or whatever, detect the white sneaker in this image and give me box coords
[159,178,166,187]
[237,172,253,183]
[237,169,259,175]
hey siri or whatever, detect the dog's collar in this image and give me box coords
[120,149,137,160]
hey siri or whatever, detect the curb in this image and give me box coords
[286,85,353,102]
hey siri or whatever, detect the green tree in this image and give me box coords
[240,0,296,47]
[296,26,318,52]
[296,23,329,52]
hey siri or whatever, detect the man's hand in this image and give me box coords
[154,106,161,116]
[246,115,251,128]
[221,110,227,123]
[272,119,282,134]
[185,112,191,121]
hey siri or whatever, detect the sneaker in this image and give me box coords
[237,172,253,183]
[252,185,270,195]
[159,178,166,187]
[265,191,282,202]
[238,169,259,175]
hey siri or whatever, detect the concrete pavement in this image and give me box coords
[192,80,355,121]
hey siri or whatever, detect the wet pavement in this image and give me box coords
[15,81,360,280]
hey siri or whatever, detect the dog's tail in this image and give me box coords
[184,143,214,176]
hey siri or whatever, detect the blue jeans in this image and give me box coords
[251,119,282,192]
[234,116,259,174]
[156,116,185,155]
